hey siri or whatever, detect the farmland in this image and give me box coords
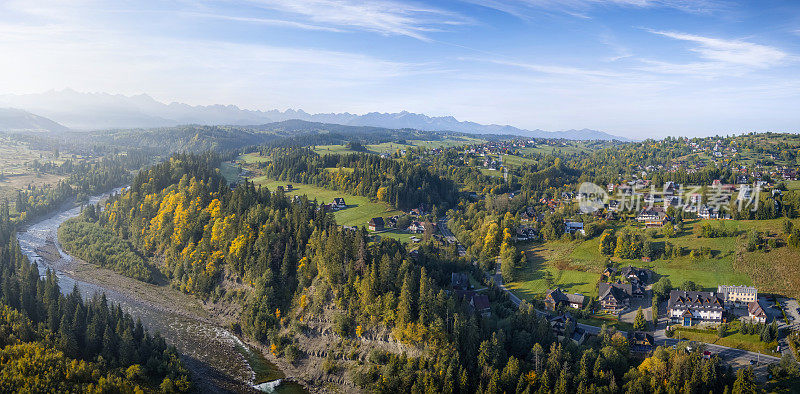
[0,136,70,206]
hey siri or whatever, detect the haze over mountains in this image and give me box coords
[0,108,70,133]
[0,89,626,140]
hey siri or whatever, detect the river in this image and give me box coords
[16,188,306,394]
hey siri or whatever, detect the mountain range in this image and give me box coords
[0,108,70,132]
[0,89,627,140]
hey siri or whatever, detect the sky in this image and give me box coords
[0,0,799,138]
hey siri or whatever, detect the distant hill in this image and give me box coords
[0,108,69,132]
[0,89,627,140]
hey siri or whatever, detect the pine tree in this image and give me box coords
[634,307,647,331]
[397,274,414,326]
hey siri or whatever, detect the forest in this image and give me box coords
[0,201,191,392]
[78,152,786,393]
[261,148,459,212]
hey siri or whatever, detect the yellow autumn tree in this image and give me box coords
[376,187,389,202]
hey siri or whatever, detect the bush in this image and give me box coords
[322,354,338,374]
[333,313,352,338]
[284,344,302,364]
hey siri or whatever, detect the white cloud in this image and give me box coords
[649,30,788,68]
[478,59,625,78]
[463,0,722,19]
[243,0,472,40]
[182,12,344,32]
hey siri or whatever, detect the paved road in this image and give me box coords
[438,217,466,256]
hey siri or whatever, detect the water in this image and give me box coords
[16,188,307,393]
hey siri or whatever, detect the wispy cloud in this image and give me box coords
[182,12,344,32]
[480,59,625,78]
[649,30,787,68]
[243,0,472,40]
[463,0,722,19]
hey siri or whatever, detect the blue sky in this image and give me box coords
[1,0,799,138]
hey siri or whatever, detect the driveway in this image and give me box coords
[781,298,800,329]
[620,294,653,324]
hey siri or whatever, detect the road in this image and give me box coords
[438,217,466,256]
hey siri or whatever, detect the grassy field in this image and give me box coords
[507,217,800,303]
[251,176,407,238]
[517,143,594,156]
[479,168,502,177]
[505,243,602,298]
[500,154,535,168]
[672,322,777,354]
[0,137,72,206]
[312,136,485,156]
[238,152,271,164]
[218,162,241,184]
[578,314,634,332]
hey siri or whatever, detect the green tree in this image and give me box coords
[732,367,757,394]
[651,298,659,325]
[662,224,675,238]
[633,307,647,331]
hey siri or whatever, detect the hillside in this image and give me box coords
[0,108,69,132]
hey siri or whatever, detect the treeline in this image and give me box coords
[262,148,458,211]
[0,207,190,392]
[14,153,142,222]
[86,125,277,156]
[59,209,155,283]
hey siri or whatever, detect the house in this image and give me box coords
[748,301,767,323]
[544,288,586,310]
[549,313,578,340]
[620,266,652,284]
[514,227,538,242]
[407,221,425,234]
[698,205,719,219]
[607,200,620,212]
[368,217,385,231]
[332,197,346,210]
[564,221,585,235]
[602,266,618,278]
[597,283,633,312]
[668,290,724,326]
[451,272,470,291]
[619,266,651,297]
[470,294,491,317]
[717,285,757,306]
[663,181,678,196]
[627,331,655,352]
[285,184,293,191]
[637,208,669,228]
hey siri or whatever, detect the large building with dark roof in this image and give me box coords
[668,290,724,326]
[597,283,633,312]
